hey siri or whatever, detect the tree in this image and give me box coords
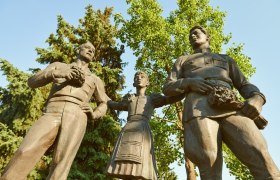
[115,0,254,179]
[0,5,125,179]
[0,59,51,179]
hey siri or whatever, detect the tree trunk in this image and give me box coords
[175,102,196,180]
[185,158,196,180]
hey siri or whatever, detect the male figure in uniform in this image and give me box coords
[1,42,108,180]
[163,26,280,179]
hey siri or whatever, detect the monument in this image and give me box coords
[0,42,109,180]
[163,26,280,179]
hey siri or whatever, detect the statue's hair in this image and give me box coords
[79,41,95,49]
[76,41,95,55]
[133,71,149,87]
[189,25,210,41]
[134,71,149,81]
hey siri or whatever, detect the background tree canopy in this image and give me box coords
[1,0,279,179]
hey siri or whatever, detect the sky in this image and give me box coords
[1,0,280,179]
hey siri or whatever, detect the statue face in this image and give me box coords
[79,42,95,62]
[189,28,209,48]
[134,73,149,88]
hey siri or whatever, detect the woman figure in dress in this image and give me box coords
[106,71,184,180]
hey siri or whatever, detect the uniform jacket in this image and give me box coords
[28,61,108,119]
[163,49,265,121]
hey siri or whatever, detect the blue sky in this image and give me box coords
[1,0,279,179]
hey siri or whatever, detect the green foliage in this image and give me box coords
[0,60,51,179]
[68,115,121,180]
[116,0,256,178]
[0,59,47,135]
[223,144,254,180]
[0,122,50,179]
[0,122,22,173]
[150,115,182,179]
[0,5,124,179]
[226,43,256,79]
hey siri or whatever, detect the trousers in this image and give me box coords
[1,101,87,180]
[183,113,280,180]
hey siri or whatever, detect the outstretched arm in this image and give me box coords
[28,62,82,88]
[28,62,58,88]
[108,99,128,111]
[152,93,185,108]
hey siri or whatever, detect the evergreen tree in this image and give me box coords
[0,59,51,179]
[0,5,125,179]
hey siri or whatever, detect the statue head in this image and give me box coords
[77,41,95,62]
[133,71,150,88]
[189,25,210,50]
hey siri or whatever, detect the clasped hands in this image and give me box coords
[52,65,84,84]
[183,78,264,119]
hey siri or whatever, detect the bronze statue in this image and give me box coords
[106,71,183,180]
[163,26,280,179]
[0,42,108,180]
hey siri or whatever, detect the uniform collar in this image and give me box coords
[194,48,211,53]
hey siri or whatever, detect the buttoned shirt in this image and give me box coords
[28,61,108,119]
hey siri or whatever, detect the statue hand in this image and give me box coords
[80,103,95,116]
[242,94,264,119]
[186,78,213,94]
[52,67,81,83]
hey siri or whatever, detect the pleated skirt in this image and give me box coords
[106,118,158,180]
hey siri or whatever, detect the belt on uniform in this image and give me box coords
[48,96,84,105]
[206,79,232,89]
[127,115,149,121]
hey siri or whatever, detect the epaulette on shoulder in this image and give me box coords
[217,54,232,61]
[219,54,229,57]
[218,54,229,58]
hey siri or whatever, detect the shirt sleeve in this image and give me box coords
[151,93,185,108]
[108,99,129,111]
[28,62,60,88]
[227,56,266,103]
[162,56,189,96]
[91,77,109,119]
